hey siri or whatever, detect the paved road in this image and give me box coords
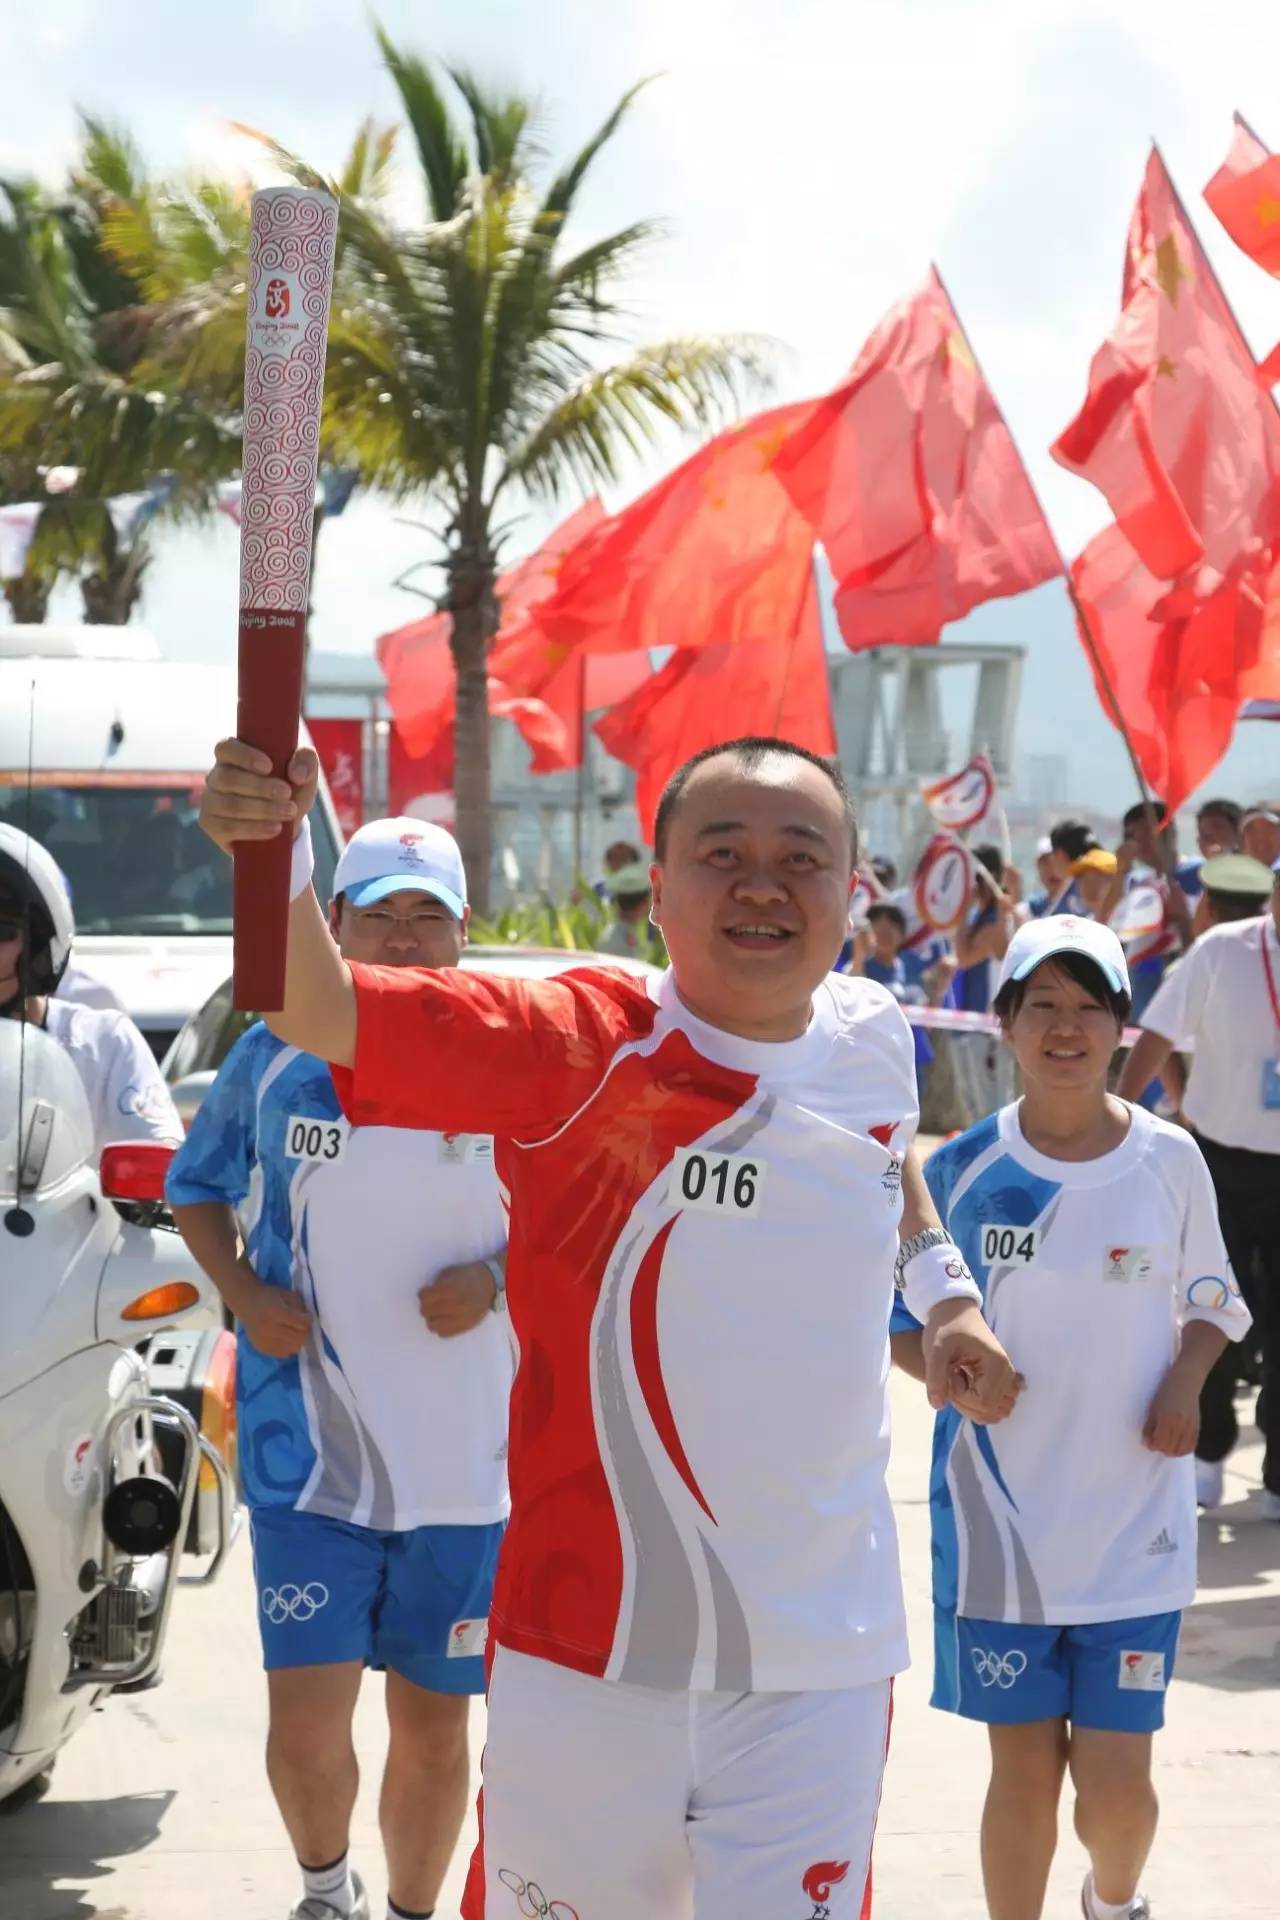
[5,1380,1278,1919]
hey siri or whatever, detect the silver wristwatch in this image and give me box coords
[484,1257,507,1314]
[894,1226,952,1291]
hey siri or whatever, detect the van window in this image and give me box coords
[0,783,338,935]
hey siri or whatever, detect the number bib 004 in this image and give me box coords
[284,1113,349,1165]
[669,1147,764,1218]
[980,1223,1039,1267]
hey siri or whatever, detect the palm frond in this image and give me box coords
[0,362,238,499]
[549,219,663,320]
[444,66,541,184]
[501,334,774,501]
[375,24,469,220]
[73,112,145,202]
[337,118,399,202]
[226,122,332,195]
[540,78,656,222]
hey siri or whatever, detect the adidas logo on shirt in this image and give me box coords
[1146,1528,1177,1556]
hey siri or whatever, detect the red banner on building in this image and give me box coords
[306,717,364,837]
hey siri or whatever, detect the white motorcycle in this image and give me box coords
[0,1017,236,1805]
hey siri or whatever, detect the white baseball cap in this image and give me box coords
[995,913,1130,998]
[332,816,467,917]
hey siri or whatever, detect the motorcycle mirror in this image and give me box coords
[100,1141,176,1204]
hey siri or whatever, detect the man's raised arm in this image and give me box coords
[199,739,356,1064]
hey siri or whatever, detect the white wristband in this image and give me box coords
[899,1241,982,1322]
[288,815,315,900]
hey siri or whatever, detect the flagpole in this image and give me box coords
[572,650,587,877]
[929,262,1173,868]
[771,545,819,734]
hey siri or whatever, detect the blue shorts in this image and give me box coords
[249,1507,503,1695]
[933,1608,1181,1733]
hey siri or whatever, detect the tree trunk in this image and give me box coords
[81,516,149,624]
[447,521,498,914]
[2,570,51,623]
[81,552,146,623]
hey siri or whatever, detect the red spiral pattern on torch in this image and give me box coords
[239,188,337,612]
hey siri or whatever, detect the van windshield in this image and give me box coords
[0,782,339,935]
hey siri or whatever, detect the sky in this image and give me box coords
[3,0,1280,815]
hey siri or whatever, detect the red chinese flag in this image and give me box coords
[1053,148,1280,583]
[593,558,833,842]
[376,499,648,775]
[1071,523,1280,814]
[377,499,605,756]
[771,268,1060,650]
[1205,115,1280,279]
[387,722,454,816]
[508,400,826,673]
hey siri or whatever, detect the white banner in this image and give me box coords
[913,830,976,932]
[0,502,42,581]
[920,751,996,832]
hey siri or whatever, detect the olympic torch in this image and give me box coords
[232,185,338,1010]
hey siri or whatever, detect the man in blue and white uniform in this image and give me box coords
[169,818,512,1920]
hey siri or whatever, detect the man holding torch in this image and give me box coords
[199,729,1016,1919]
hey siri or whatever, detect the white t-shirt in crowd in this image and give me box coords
[43,997,183,1153]
[166,1024,513,1530]
[1142,914,1280,1154]
[906,1103,1250,1626]
[56,961,127,1013]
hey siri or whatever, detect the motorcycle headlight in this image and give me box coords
[103,1474,182,1555]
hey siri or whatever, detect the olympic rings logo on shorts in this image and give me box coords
[497,1868,580,1919]
[971,1646,1028,1689]
[261,1582,330,1625]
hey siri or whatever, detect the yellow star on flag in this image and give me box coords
[1156,355,1177,379]
[1154,233,1190,306]
[944,331,977,372]
[1256,194,1280,230]
[753,422,791,468]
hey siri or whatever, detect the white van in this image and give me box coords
[0,626,342,1059]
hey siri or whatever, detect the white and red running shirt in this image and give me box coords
[334,963,919,1693]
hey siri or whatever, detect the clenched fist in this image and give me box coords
[199,738,319,855]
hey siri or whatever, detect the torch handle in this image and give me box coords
[232,609,306,1011]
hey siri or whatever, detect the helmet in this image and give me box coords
[0,823,74,1007]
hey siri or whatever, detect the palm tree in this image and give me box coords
[262,30,768,907]
[0,120,240,623]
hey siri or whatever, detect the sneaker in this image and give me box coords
[1261,1490,1280,1522]
[1081,1874,1151,1918]
[1195,1457,1224,1509]
[290,1872,369,1920]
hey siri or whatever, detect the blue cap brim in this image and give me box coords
[1012,946,1125,994]
[343,874,465,917]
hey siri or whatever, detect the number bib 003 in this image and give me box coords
[669,1147,764,1218]
[980,1223,1039,1267]
[284,1113,349,1165]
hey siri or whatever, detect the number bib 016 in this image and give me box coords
[284,1113,349,1165]
[980,1223,1039,1267]
[669,1146,764,1218]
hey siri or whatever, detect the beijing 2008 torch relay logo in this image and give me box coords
[800,1859,850,1918]
[250,270,302,357]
